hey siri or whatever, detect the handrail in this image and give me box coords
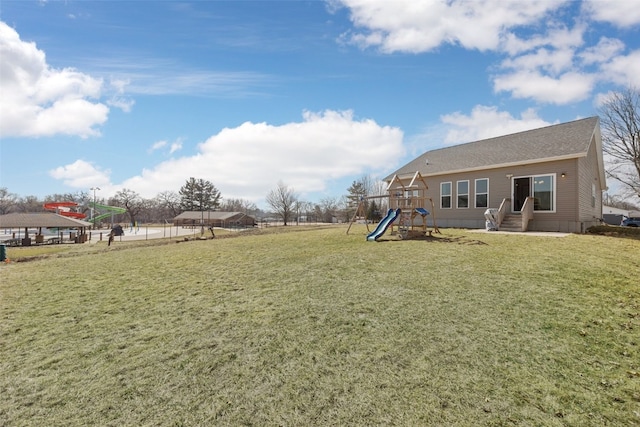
[497,198,510,227]
[521,196,535,231]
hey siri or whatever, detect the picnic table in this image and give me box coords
[3,238,21,246]
[44,236,61,244]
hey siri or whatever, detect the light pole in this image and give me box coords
[90,187,100,229]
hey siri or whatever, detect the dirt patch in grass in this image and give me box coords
[378,233,489,245]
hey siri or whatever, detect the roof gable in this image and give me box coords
[388,117,600,179]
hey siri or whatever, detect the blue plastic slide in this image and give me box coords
[366,208,401,241]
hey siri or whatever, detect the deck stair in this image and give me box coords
[500,213,525,232]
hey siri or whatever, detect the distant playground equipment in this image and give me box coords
[43,202,87,219]
[89,202,127,224]
[347,171,440,241]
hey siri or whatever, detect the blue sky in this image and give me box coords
[1,0,639,207]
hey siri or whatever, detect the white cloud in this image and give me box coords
[579,37,625,66]
[593,90,616,108]
[120,67,269,97]
[600,50,640,87]
[149,140,167,153]
[501,23,585,56]
[332,0,567,53]
[49,160,112,189]
[500,47,575,75]
[494,69,595,104]
[106,78,135,112]
[53,110,404,202]
[0,21,110,138]
[583,0,640,28]
[169,141,183,154]
[148,138,184,155]
[440,106,554,144]
[333,1,638,105]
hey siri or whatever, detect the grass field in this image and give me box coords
[1,226,639,426]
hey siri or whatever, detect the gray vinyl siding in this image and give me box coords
[577,137,603,226]
[427,160,576,226]
[423,158,606,231]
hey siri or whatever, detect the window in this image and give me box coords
[475,178,488,208]
[440,182,452,209]
[457,180,469,208]
[592,183,596,208]
[533,175,554,211]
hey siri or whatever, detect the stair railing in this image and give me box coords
[497,198,510,228]
[521,196,535,231]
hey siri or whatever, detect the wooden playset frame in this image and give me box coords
[346,171,440,239]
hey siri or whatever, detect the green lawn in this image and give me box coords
[1,226,639,426]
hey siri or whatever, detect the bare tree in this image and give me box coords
[112,188,144,225]
[155,190,182,218]
[371,177,389,212]
[266,181,298,226]
[296,200,314,223]
[0,188,18,214]
[598,87,640,198]
[371,179,388,197]
[604,193,640,211]
[16,195,42,213]
[43,191,87,204]
[337,195,351,222]
[318,196,339,223]
[220,198,258,214]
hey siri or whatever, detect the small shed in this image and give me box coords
[0,212,93,245]
[173,211,256,228]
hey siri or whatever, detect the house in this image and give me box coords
[173,211,256,228]
[386,117,606,233]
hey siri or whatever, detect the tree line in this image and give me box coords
[0,175,388,227]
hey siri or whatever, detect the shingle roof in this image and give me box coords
[0,213,93,228]
[387,117,600,179]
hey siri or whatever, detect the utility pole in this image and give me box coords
[90,187,100,229]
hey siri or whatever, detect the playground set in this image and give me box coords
[43,202,87,219]
[347,171,440,241]
[43,202,126,225]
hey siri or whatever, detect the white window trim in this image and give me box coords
[512,173,557,213]
[457,180,469,209]
[533,173,556,213]
[474,178,489,209]
[440,182,452,209]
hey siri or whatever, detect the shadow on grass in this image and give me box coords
[376,234,488,245]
